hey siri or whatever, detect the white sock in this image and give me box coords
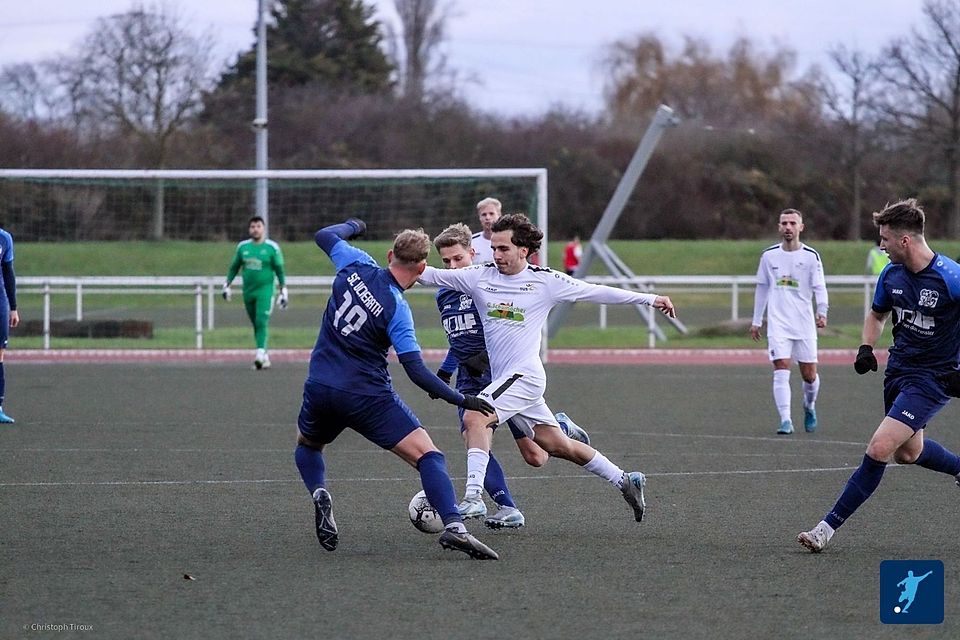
[817,520,835,541]
[583,451,625,488]
[465,448,489,496]
[803,374,820,409]
[256,348,266,360]
[773,369,791,422]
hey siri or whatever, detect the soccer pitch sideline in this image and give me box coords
[2,361,958,639]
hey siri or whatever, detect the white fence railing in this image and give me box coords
[18,275,880,350]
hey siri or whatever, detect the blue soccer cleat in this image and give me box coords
[484,505,525,529]
[555,412,591,445]
[803,406,817,432]
[620,471,647,522]
[777,420,794,435]
[0,409,14,424]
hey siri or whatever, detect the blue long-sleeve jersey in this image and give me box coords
[873,253,960,375]
[436,287,491,395]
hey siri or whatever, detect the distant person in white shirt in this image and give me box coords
[750,208,829,435]
[419,213,676,524]
[471,197,501,264]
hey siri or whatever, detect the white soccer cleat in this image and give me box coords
[457,494,487,519]
[797,522,832,553]
[254,348,267,370]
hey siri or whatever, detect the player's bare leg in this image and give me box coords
[533,424,647,522]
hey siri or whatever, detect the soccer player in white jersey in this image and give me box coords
[470,197,501,264]
[750,208,829,435]
[418,213,676,523]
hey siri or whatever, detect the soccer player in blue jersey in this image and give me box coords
[0,227,19,423]
[798,199,960,552]
[432,223,591,529]
[294,219,499,559]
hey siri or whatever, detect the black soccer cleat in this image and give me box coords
[438,529,499,560]
[312,488,338,551]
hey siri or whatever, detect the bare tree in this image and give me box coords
[876,0,960,234]
[387,0,450,102]
[60,3,215,166]
[820,45,880,239]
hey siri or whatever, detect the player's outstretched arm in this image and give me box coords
[398,351,494,416]
[314,219,366,255]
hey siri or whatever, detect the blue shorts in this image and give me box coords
[883,371,950,432]
[297,379,420,449]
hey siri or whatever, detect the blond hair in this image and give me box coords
[476,197,502,213]
[392,228,431,266]
[434,222,473,251]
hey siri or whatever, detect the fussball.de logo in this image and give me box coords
[879,560,944,624]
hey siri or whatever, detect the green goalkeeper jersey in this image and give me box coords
[226,239,286,294]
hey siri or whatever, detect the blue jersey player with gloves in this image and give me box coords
[798,199,960,552]
[0,228,19,423]
[294,219,499,560]
[432,223,591,529]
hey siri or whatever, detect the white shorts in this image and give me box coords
[476,372,560,439]
[767,336,818,363]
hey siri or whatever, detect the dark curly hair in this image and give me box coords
[491,213,542,253]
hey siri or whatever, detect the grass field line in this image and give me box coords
[0,464,891,488]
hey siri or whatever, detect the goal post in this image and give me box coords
[0,168,548,255]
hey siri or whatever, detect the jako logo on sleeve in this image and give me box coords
[880,560,944,624]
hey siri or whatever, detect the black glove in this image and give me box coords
[853,344,878,375]
[462,351,490,377]
[345,218,367,240]
[941,371,960,397]
[460,394,496,417]
[428,369,453,399]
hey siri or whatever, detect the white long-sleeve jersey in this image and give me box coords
[751,243,828,340]
[471,232,493,264]
[420,263,658,386]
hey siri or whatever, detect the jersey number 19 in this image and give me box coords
[333,291,368,336]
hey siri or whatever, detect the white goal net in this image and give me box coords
[0,168,548,248]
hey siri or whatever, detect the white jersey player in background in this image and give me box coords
[419,213,676,523]
[750,208,829,435]
[470,197,501,264]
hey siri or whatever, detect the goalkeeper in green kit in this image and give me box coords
[222,216,287,369]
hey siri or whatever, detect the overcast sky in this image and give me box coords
[0,0,930,116]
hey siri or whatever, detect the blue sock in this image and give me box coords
[914,438,960,476]
[294,444,326,495]
[824,454,886,530]
[417,451,462,526]
[483,452,516,509]
[0,361,6,407]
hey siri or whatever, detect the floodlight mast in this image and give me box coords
[255,0,269,233]
[547,104,683,340]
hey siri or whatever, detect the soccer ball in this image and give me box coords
[408,490,444,534]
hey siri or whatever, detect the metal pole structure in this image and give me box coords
[254,0,269,233]
[547,105,679,337]
[195,284,204,350]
